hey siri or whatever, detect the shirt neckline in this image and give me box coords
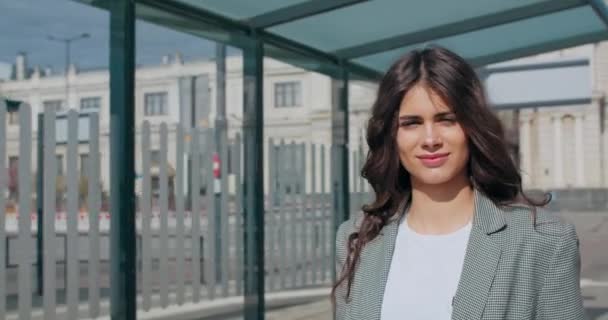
[402,216,472,239]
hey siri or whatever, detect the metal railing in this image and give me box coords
[0,98,371,319]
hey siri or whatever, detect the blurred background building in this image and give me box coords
[0,52,376,198]
[2,1,608,319]
[2,44,607,193]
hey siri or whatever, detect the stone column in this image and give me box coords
[575,114,585,186]
[520,116,532,188]
[553,116,564,187]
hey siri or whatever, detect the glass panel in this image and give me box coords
[348,79,376,217]
[354,6,605,71]
[2,1,605,319]
[135,2,252,50]
[488,62,602,320]
[485,61,591,107]
[0,0,110,318]
[177,0,310,20]
[261,52,337,316]
[270,0,548,51]
[134,6,246,317]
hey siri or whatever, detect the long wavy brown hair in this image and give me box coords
[332,46,550,302]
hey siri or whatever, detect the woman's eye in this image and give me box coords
[400,122,418,127]
[440,118,456,124]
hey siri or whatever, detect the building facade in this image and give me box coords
[491,44,606,190]
[0,53,375,198]
[3,43,608,197]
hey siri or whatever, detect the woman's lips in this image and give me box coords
[417,153,450,168]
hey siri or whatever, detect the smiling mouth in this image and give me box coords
[417,153,450,167]
[417,153,450,160]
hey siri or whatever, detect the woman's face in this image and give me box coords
[396,84,469,187]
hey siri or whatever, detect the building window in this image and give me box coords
[274,81,301,108]
[8,110,19,125]
[144,92,168,116]
[80,97,101,111]
[43,99,65,112]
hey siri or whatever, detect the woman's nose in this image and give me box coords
[423,125,442,148]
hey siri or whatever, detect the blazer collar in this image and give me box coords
[360,187,507,320]
[470,188,507,235]
[452,188,506,319]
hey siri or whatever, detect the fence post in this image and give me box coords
[36,113,44,296]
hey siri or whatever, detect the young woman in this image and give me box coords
[333,46,585,320]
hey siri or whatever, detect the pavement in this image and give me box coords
[265,299,331,320]
[3,210,607,319]
[564,211,608,320]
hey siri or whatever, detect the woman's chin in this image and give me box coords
[411,170,467,187]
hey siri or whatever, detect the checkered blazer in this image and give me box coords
[334,188,587,320]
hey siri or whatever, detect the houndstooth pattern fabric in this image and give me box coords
[334,188,587,320]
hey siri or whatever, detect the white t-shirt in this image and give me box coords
[381,216,472,320]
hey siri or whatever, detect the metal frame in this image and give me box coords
[493,98,593,110]
[135,0,382,80]
[242,35,266,320]
[482,57,588,74]
[89,0,608,78]
[246,0,369,29]
[36,114,44,297]
[109,0,137,319]
[588,0,608,27]
[330,63,350,283]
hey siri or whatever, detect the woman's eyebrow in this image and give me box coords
[398,112,454,120]
[434,111,455,118]
[398,114,420,120]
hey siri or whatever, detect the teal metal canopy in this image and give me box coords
[129,0,608,80]
[66,1,608,319]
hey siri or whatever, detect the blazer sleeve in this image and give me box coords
[334,220,350,319]
[536,223,587,320]
[335,220,349,276]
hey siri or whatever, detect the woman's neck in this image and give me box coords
[406,176,475,235]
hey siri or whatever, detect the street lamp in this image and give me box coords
[47,33,90,110]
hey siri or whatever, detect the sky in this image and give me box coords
[0,0,233,74]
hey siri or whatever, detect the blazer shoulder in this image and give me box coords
[503,205,578,239]
[337,211,366,240]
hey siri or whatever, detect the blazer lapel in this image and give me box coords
[353,189,505,320]
[451,189,506,320]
